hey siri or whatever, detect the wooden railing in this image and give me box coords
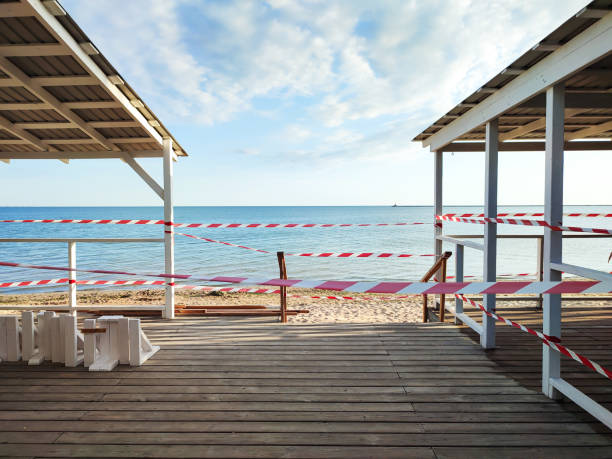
[421,251,452,322]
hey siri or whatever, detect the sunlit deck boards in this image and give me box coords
[0,311,611,458]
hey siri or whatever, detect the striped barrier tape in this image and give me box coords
[455,294,560,342]
[455,294,612,380]
[0,278,69,288]
[0,277,418,302]
[444,212,612,218]
[0,211,609,228]
[0,219,428,228]
[0,260,610,294]
[436,215,612,235]
[176,231,436,258]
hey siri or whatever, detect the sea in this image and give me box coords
[0,205,610,293]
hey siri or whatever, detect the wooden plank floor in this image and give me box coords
[0,303,611,458]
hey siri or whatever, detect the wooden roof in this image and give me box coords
[413,0,612,152]
[0,0,187,160]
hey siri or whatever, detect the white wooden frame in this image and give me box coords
[427,21,612,428]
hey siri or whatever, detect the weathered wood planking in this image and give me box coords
[0,304,610,458]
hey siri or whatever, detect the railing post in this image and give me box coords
[68,241,76,316]
[481,118,498,349]
[543,83,565,399]
[277,251,288,323]
[454,244,464,324]
[537,236,544,310]
[434,150,443,261]
[163,138,175,319]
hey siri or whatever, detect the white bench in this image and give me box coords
[83,316,159,371]
[20,311,84,366]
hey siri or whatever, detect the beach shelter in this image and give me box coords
[0,0,187,319]
[413,0,612,426]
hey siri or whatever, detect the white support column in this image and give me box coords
[454,244,464,324]
[481,119,498,349]
[434,150,443,258]
[163,138,175,319]
[543,83,565,399]
[68,241,76,316]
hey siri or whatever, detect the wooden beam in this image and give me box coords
[0,102,50,110]
[87,120,140,128]
[13,120,140,129]
[27,0,163,147]
[13,121,74,129]
[520,93,612,109]
[0,150,164,159]
[576,7,612,18]
[0,114,47,151]
[31,75,99,86]
[0,55,116,150]
[0,3,33,17]
[499,109,583,141]
[63,101,122,109]
[31,137,154,145]
[122,154,164,199]
[565,120,612,140]
[439,140,612,152]
[422,12,612,151]
[0,43,68,57]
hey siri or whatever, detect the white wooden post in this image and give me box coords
[22,311,35,361]
[118,317,130,364]
[543,83,565,399]
[68,241,77,316]
[434,149,443,304]
[5,316,20,361]
[43,311,55,361]
[481,119,498,349]
[454,244,464,324]
[163,138,175,319]
[63,314,80,367]
[83,318,96,367]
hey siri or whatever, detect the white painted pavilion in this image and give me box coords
[414,1,612,427]
[0,0,186,319]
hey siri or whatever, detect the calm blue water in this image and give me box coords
[0,206,610,292]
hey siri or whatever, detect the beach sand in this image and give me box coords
[0,288,425,323]
[1,288,608,324]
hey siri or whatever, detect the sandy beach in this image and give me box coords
[0,287,425,323]
[1,288,608,324]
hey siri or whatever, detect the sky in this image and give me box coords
[1,0,610,206]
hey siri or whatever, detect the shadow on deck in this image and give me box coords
[0,305,611,458]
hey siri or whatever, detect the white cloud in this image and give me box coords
[62,0,590,155]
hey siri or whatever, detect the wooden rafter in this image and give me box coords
[0,55,117,151]
[0,114,47,151]
[0,150,164,159]
[0,43,68,57]
[26,0,163,147]
[0,76,98,87]
[499,109,584,141]
[565,120,612,140]
[13,120,140,129]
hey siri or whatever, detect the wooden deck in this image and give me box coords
[0,301,611,458]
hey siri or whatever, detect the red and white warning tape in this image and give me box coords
[444,212,612,218]
[176,232,435,258]
[455,294,560,342]
[0,260,610,294]
[455,294,612,380]
[0,278,69,288]
[436,215,612,235]
[0,219,427,228]
[0,277,417,302]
